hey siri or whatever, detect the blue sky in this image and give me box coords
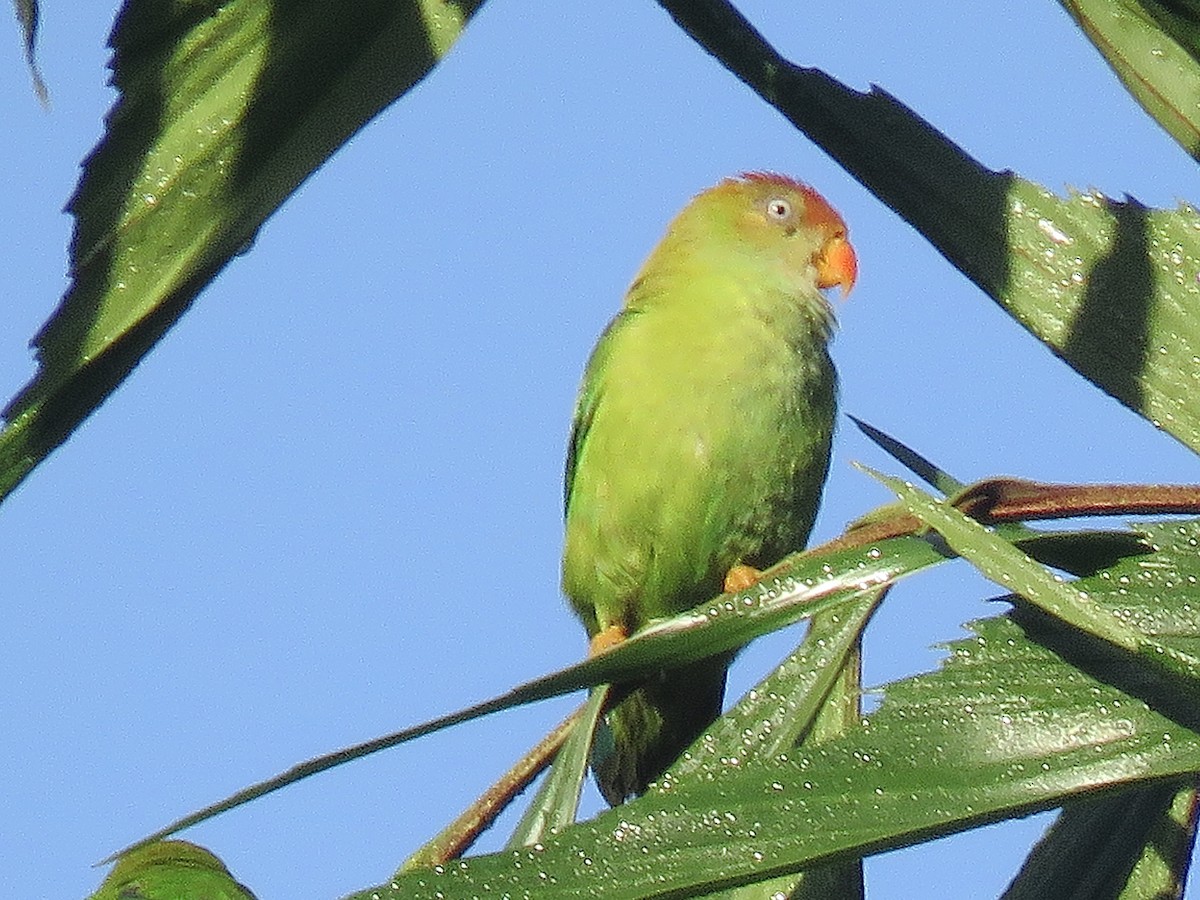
[4,3,1199,898]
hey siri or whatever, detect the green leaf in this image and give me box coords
[849,415,964,494]
[110,515,1141,860]
[0,0,485,503]
[874,468,1200,690]
[685,598,877,900]
[667,593,878,900]
[1061,0,1200,161]
[658,0,1200,456]
[1121,783,1198,899]
[111,534,949,857]
[1001,783,1192,899]
[506,687,610,848]
[670,591,880,782]
[363,523,1198,898]
[363,605,1200,899]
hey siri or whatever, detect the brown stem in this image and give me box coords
[401,704,583,870]
[953,479,1200,522]
[811,479,1200,557]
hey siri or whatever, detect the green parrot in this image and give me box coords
[562,172,857,805]
[88,840,258,900]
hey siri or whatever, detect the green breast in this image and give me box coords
[562,285,835,636]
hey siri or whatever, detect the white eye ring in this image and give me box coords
[766,197,792,220]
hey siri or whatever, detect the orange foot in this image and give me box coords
[589,624,629,657]
[723,564,764,594]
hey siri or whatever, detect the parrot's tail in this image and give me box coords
[591,652,733,806]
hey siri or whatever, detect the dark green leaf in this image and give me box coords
[875,469,1200,691]
[677,594,879,900]
[364,608,1200,899]
[1061,0,1200,160]
[1001,783,1192,900]
[671,591,881,782]
[0,0,485,502]
[111,534,949,857]
[849,416,964,495]
[659,0,1200,455]
[506,687,610,848]
[363,522,1193,898]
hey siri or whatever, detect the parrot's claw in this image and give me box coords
[723,564,763,593]
[589,624,629,657]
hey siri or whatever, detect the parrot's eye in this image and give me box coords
[765,198,793,221]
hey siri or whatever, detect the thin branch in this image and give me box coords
[814,479,1200,556]
[402,704,584,870]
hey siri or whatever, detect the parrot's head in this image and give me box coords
[626,173,857,330]
[717,171,856,297]
[661,172,857,311]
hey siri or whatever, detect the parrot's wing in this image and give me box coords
[563,310,639,518]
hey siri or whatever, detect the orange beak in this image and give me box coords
[816,235,858,298]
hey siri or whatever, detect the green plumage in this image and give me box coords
[89,841,258,900]
[562,173,854,804]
